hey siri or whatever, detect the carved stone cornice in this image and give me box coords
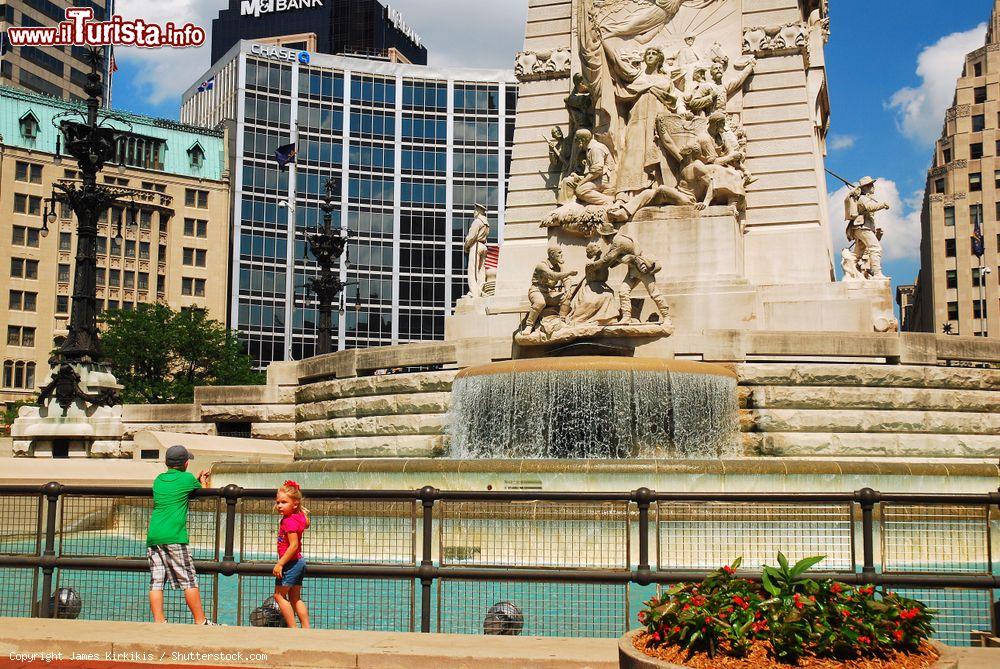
[515,47,572,82]
[743,22,810,56]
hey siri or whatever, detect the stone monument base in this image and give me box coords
[448,206,896,343]
[12,362,126,458]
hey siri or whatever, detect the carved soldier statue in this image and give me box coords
[844,176,890,280]
[521,247,578,336]
[594,221,672,326]
[464,203,491,297]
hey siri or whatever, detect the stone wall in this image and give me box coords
[295,371,457,459]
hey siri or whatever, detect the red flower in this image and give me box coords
[858,636,872,645]
[705,616,712,623]
[722,565,735,575]
[900,608,920,620]
[672,626,681,634]
[831,583,843,594]
[893,630,904,642]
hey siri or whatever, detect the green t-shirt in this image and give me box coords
[147,469,202,547]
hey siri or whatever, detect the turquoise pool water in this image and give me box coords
[1,527,996,645]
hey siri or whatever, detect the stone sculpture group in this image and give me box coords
[542,1,757,239]
[513,0,892,344]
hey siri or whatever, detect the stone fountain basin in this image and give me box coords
[618,630,959,668]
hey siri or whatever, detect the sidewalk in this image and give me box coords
[0,618,618,669]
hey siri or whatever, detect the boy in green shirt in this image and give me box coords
[147,445,212,624]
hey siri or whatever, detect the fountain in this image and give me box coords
[449,358,738,460]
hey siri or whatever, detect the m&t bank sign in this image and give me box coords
[240,0,323,19]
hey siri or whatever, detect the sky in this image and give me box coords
[108,0,998,294]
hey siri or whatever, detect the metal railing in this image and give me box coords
[0,483,998,643]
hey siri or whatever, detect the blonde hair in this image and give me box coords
[277,480,310,519]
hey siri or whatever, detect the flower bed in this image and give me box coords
[632,555,938,668]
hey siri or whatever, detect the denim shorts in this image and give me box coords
[276,558,305,587]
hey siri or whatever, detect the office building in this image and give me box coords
[211,0,427,66]
[0,0,113,102]
[910,2,1000,337]
[181,40,515,367]
[0,85,230,409]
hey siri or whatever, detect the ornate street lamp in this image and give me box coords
[306,177,351,355]
[35,47,133,410]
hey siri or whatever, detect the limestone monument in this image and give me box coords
[449,0,900,344]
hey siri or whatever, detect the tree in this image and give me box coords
[100,304,264,404]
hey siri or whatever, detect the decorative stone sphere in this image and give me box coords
[483,601,524,635]
[35,587,82,619]
[249,596,286,627]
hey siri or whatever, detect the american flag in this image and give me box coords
[972,217,985,258]
[484,245,500,270]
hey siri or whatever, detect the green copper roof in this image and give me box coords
[0,85,225,181]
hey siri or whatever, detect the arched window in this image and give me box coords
[13,362,24,389]
[25,363,35,390]
[2,361,12,388]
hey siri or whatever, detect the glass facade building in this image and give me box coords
[181,41,516,367]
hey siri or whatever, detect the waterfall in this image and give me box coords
[448,360,739,460]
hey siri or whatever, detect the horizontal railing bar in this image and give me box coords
[2,555,997,589]
[2,485,997,506]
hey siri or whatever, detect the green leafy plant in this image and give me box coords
[638,554,936,665]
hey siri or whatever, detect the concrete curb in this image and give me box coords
[618,630,978,668]
[0,618,618,669]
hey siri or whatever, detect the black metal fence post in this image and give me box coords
[634,488,653,584]
[857,488,880,579]
[221,485,242,571]
[37,482,61,618]
[418,486,438,633]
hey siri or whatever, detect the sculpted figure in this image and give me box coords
[678,139,746,211]
[578,0,718,158]
[840,248,866,282]
[521,247,578,336]
[595,221,671,325]
[545,126,571,173]
[844,176,890,279]
[706,111,753,184]
[684,67,717,116]
[567,241,622,325]
[464,204,490,297]
[562,129,618,207]
[613,47,686,198]
[708,57,756,113]
[675,34,702,87]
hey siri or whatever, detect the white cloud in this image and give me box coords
[114,0,221,105]
[828,134,855,151]
[826,179,922,271]
[887,23,987,146]
[112,1,528,106]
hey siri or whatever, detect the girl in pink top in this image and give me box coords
[272,480,310,628]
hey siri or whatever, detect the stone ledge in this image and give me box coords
[297,371,458,404]
[296,414,447,441]
[746,433,1000,459]
[742,408,1000,435]
[741,386,1000,413]
[738,363,1000,390]
[201,404,296,423]
[296,392,452,422]
[0,618,617,669]
[295,435,447,459]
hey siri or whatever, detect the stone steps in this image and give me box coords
[745,432,1000,459]
[737,363,1000,390]
[740,386,999,413]
[742,408,1000,435]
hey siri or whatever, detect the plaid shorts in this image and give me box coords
[148,544,198,591]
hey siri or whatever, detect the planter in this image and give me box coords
[619,630,960,669]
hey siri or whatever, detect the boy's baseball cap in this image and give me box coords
[165,445,194,467]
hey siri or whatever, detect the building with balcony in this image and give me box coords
[0,85,230,409]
